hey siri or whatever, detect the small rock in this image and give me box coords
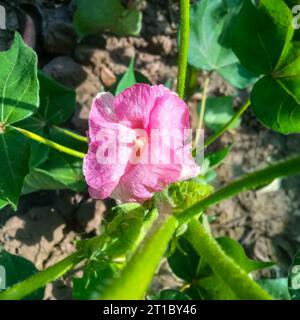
[100,66,116,87]
[43,56,87,89]
[43,7,77,55]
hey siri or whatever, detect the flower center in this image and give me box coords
[133,138,145,150]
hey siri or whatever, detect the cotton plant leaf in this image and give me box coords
[0,32,39,125]
[0,249,44,300]
[115,58,136,95]
[232,0,300,134]
[149,289,191,300]
[201,96,240,133]
[73,0,142,37]
[16,117,49,168]
[23,128,87,194]
[36,71,76,126]
[73,263,120,300]
[188,0,257,88]
[258,278,290,300]
[0,128,31,210]
[167,180,214,214]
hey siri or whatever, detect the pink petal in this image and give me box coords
[114,84,156,129]
[111,141,182,203]
[149,87,190,132]
[83,124,135,200]
[88,92,116,142]
[179,144,201,180]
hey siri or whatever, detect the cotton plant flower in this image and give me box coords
[83,84,200,203]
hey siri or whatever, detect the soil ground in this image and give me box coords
[1,0,300,299]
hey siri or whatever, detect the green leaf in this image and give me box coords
[23,128,86,194]
[251,75,300,134]
[17,117,49,167]
[37,71,76,125]
[205,146,232,169]
[17,72,76,167]
[73,263,120,300]
[258,278,290,300]
[202,96,240,133]
[288,251,300,300]
[0,198,8,210]
[149,289,191,300]
[168,180,214,214]
[232,0,294,75]
[111,62,151,95]
[286,0,300,7]
[0,128,31,209]
[217,237,274,273]
[74,0,142,37]
[188,0,257,88]
[0,249,44,300]
[168,237,200,282]
[105,204,146,257]
[23,168,70,194]
[232,0,300,134]
[0,32,39,125]
[115,58,136,95]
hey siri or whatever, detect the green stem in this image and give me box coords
[204,99,250,148]
[14,127,86,159]
[100,215,178,300]
[177,0,190,98]
[0,252,84,300]
[185,219,272,300]
[178,153,300,223]
[53,126,88,143]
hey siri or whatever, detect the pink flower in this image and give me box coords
[83,84,200,203]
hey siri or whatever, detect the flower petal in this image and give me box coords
[83,125,135,200]
[111,142,182,203]
[89,92,116,142]
[114,84,156,128]
[149,87,190,132]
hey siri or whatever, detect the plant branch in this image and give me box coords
[178,153,300,223]
[0,252,84,300]
[204,99,250,148]
[177,0,190,99]
[185,219,272,300]
[14,127,86,159]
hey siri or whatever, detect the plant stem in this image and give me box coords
[100,215,178,300]
[204,99,250,148]
[53,126,88,143]
[14,127,86,159]
[0,253,84,300]
[178,153,300,223]
[193,77,210,149]
[177,0,190,99]
[185,219,272,300]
